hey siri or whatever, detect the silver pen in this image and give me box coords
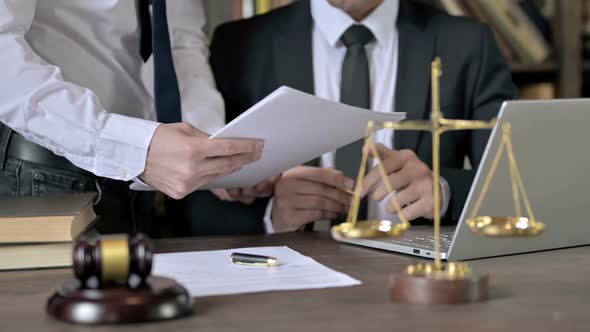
[231,252,280,267]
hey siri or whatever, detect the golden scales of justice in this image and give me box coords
[331,57,545,304]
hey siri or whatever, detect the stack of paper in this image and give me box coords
[205,86,405,188]
[152,246,361,297]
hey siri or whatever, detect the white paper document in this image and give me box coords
[152,246,361,297]
[204,86,406,188]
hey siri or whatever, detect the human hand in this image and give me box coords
[271,166,354,233]
[362,144,440,220]
[141,123,263,199]
[210,175,280,204]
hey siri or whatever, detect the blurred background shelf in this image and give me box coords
[510,62,558,74]
[205,0,586,99]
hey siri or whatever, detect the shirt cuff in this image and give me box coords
[439,175,451,217]
[95,114,160,181]
[263,198,276,234]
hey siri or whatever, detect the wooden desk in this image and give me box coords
[1,232,589,331]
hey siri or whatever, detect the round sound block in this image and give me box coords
[389,263,489,304]
[46,276,193,324]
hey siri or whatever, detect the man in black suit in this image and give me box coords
[183,0,516,234]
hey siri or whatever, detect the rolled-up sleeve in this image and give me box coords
[0,0,160,181]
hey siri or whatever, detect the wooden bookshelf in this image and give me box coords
[511,0,583,98]
[205,0,584,98]
[511,62,558,74]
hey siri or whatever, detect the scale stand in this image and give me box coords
[331,57,545,304]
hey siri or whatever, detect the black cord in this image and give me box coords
[130,190,141,235]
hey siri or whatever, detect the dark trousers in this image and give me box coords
[0,127,157,236]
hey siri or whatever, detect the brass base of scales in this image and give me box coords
[331,58,545,304]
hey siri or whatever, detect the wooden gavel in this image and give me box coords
[73,234,153,288]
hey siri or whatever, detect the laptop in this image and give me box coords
[335,99,590,260]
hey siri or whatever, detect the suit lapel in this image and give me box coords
[271,0,315,94]
[394,0,436,151]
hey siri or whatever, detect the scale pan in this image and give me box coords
[466,216,545,237]
[331,220,408,239]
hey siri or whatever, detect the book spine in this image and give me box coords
[256,0,272,14]
[272,0,292,7]
[242,0,255,19]
[439,0,466,16]
[232,0,243,20]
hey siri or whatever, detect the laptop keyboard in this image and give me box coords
[389,231,454,252]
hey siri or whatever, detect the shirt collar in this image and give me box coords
[311,0,399,48]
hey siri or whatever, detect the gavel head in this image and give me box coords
[73,234,153,288]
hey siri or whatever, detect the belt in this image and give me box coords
[7,132,93,177]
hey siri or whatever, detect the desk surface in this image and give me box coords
[1,232,589,331]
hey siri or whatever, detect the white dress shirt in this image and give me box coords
[0,0,224,181]
[264,0,449,232]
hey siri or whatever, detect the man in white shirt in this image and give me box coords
[0,0,263,233]
[201,0,516,235]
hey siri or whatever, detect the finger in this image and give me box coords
[254,182,275,195]
[238,196,257,205]
[256,188,275,198]
[226,188,242,199]
[255,174,282,197]
[385,185,420,214]
[283,165,318,176]
[255,174,281,189]
[289,167,355,191]
[361,148,404,196]
[236,187,261,204]
[401,198,432,221]
[240,187,256,197]
[205,138,264,157]
[372,166,413,201]
[210,189,231,201]
[362,147,407,197]
[201,152,261,176]
[323,211,340,220]
[292,195,347,213]
[251,183,275,197]
[291,180,352,206]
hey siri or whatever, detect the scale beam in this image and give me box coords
[331,57,543,304]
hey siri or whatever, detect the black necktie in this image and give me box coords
[137,0,182,124]
[335,24,375,221]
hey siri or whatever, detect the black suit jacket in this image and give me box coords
[180,0,517,235]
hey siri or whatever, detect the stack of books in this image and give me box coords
[0,193,97,270]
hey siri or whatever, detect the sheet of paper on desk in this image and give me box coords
[203,86,406,189]
[152,246,361,297]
